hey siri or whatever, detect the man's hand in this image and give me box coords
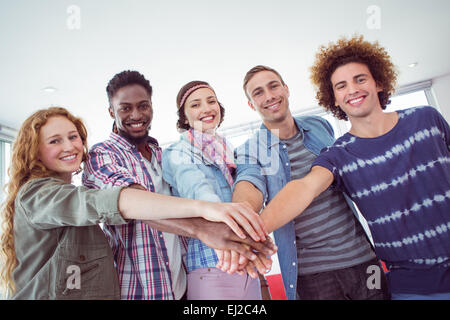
[195,220,277,262]
[144,217,276,263]
[199,201,268,242]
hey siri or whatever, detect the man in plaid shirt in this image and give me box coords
[82,70,275,300]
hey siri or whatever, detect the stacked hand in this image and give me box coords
[215,237,276,279]
[200,201,268,242]
[199,200,277,278]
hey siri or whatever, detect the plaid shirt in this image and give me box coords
[82,132,186,300]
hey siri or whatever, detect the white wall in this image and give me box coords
[432,73,450,121]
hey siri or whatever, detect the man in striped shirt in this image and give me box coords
[232,65,388,300]
[82,70,276,300]
[260,36,450,299]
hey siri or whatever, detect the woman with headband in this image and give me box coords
[162,81,270,300]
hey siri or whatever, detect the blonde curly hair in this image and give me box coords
[310,34,398,120]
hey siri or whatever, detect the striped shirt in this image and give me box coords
[82,132,186,300]
[281,130,375,275]
[313,106,450,293]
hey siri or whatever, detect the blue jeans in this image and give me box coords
[297,258,390,300]
[392,292,450,300]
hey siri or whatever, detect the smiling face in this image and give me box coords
[331,62,383,120]
[184,87,221,133]
[245,70,291,125]
[109,84,153,144]
[38,116,84,183]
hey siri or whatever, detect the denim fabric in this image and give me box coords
[162,138,233,271]
[234,115,372,300]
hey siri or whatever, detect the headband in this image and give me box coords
[178,84,214,109]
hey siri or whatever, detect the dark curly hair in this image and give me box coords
[310,35,398,120]
[106,70,152,105]
[176,80,225,131]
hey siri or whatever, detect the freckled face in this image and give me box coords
[38,116,84,182]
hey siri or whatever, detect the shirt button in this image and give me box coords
[290,284,294,288]
[285,163,289,166]
[283,145,286,149]
[292,262,296,266]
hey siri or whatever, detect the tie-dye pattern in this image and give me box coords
[313,106,450,267]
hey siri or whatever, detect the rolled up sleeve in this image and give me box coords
[17,178,127,230]
[233,142,268,202]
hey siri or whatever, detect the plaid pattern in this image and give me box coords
[186,238,220,272]
[82,132,178,300]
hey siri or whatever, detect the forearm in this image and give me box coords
[118,188,204,220]
[232,181,264,213]
[261,166,334,233]
[144,217,203,238]
[120,184,203,224]
[145,218,277,260]
[260,179,315,233]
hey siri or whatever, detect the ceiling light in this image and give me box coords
[42,86,57,93]
[408,62,418,68]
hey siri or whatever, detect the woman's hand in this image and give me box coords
[215,237,276,277]
[200,201,268,242]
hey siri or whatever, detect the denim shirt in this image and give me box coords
[162,137,233,271]
[234,115,369,300]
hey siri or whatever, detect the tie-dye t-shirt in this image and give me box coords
[313,106,450,293]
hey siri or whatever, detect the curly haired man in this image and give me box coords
[258,35,450,300]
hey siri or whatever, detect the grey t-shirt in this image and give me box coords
[281,131,376,275]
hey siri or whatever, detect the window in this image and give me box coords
[386,90,429,112]
[0,139,12,202]
[0,125,17,202]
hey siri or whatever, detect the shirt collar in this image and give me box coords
[109,132,160,151]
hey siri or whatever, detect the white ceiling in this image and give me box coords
[1,0,450,146]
